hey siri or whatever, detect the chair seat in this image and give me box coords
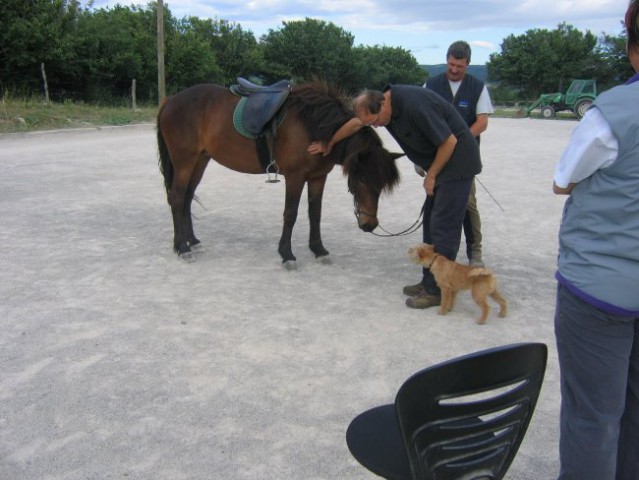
[346,404,411,480]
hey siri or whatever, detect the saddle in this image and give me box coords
[231,78,292,136]
[231,78,292,180]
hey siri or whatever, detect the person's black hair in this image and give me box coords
[626,0,639,50]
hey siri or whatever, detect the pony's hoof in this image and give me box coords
[283,260,297,271]
[190,243,205,254]
[316,254,332,265]
[179,251,196,263]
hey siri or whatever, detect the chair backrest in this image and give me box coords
[394,343,547,480]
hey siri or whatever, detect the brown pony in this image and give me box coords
[157,81,401,268]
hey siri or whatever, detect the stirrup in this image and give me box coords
[265,160,280,183]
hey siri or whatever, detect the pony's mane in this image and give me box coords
[288,81,400,195]
[288,81,353,146]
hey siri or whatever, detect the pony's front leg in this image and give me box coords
[278,177,304,270]
[307,175,330,263]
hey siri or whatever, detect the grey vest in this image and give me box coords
[557,82,639,311]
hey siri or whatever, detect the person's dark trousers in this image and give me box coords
[420,177,472,295]
[554,284,639,480]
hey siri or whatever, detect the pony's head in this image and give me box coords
[339,127,402,232]
[289,81,402,232]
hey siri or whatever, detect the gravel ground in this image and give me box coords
[0,118,576,479]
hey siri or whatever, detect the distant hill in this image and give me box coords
[421,64,488,82]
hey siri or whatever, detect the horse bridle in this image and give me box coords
[353,194,424,237]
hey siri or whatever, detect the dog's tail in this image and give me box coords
[468,267,494,278]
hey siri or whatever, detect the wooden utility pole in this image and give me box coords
[157,0,165,105]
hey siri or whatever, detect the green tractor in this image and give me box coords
[525,79,598,119]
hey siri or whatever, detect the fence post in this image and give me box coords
[132,78,137,110]
[40,63,50,104]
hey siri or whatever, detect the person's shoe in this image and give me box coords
[406,292,441,309]
[403,282,426,296]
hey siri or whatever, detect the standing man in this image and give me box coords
[309,85,482,309]
[422,40,493,267]
[552,1,639,478]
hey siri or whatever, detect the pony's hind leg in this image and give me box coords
[184,157,209,253]
[169,184,194,261]
[307,175,330,263]
[168,163,200,262]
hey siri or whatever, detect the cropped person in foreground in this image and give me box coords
[552,1,639,478]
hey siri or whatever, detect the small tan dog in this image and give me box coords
[407,243,508,324]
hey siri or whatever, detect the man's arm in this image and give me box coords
[308,117,365,156]
[424,134,457,196]
[553,182,575,195]
[469,113,488,138]
[552,108,618,194]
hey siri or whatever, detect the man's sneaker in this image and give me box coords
[406,293,441,309]
[403,282,426,296]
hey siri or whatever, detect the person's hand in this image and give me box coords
[414,165,425,177]
[424,173,436,197]
[308,141,329,156]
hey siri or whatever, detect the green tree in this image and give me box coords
[0,0,80,96]
[487,23,601,98]
[64,4,158,102]
[185,17,262,86]
[595,31,635,89]
[165,16,220,93]
[260,18,355,85]
[347,45,426,91]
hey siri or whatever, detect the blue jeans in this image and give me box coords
[420,177,472,295]
[554,284,639,480]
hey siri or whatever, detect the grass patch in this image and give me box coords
[0,96,578,134]
[0,96,157,134]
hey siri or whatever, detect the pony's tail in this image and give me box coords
[157,98,173,201]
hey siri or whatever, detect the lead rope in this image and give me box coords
[355,202,425,237]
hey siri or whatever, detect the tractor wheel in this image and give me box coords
[541,105,555,119]
[574,99,593,119]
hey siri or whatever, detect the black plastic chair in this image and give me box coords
[346,343,548,480]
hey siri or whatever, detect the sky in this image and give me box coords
[89,0,628,65]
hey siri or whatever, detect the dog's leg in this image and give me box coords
[491,290,508,318]
[477,301,490,324]
[439,289,450,315]
[448,290,458,311]
[472,292,491,324]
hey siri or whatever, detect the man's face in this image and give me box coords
[356,108,381,127]
[446,56,469,82]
